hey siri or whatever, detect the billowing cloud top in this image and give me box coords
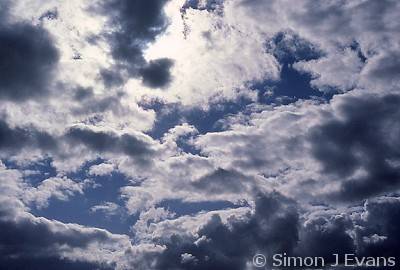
[0,0,400,269]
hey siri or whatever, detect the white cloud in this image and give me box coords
[294,48,364,92]
[89,163,115,176]
[1,0,400,268]
[90,202,121,217]
[144,0,280,106]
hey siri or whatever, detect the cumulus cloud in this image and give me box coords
[0,0,399,269]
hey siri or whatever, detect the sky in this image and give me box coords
[0,0,400,269]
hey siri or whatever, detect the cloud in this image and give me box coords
[0,118,156,165]
[356,196,400,257]
[0,17,59,101]
[193,101,319,179]
[139,58,174,88]
[73,86,94,101]
[94,0,174,88]
[0,204,130,270]
[88,163,115,176]
[147,193,400,270]
[25,176,92,209]
[0,160,89,210]
[132,206,176,238]
[297,195,400,263]
[147,193,297,270]
[297,213,355,262]
[360,50,400,90]
[90,202,121,217]
[191,168,251,194]
[65,125,156,164]
[224,0,400,95]
[0,0,399,269]
[0,119,58,152]
[294,48,364,92]
[191,91,400,204]
[310,94,400,200]
[265,30,322,64]
[181,0,224,13]
[143,0,280,106]
[38,8,59,21]
[0,162,136,270]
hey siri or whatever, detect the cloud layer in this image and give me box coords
[0,0,399,269]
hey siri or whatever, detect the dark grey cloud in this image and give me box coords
[154,193,299,270]
[99,0,169,42]
[65,126,155,163]
[0,119,58,152]
[139,58,174,88]
[310,94,400,201]
[0,12,59,101]
[95,0,174,88]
